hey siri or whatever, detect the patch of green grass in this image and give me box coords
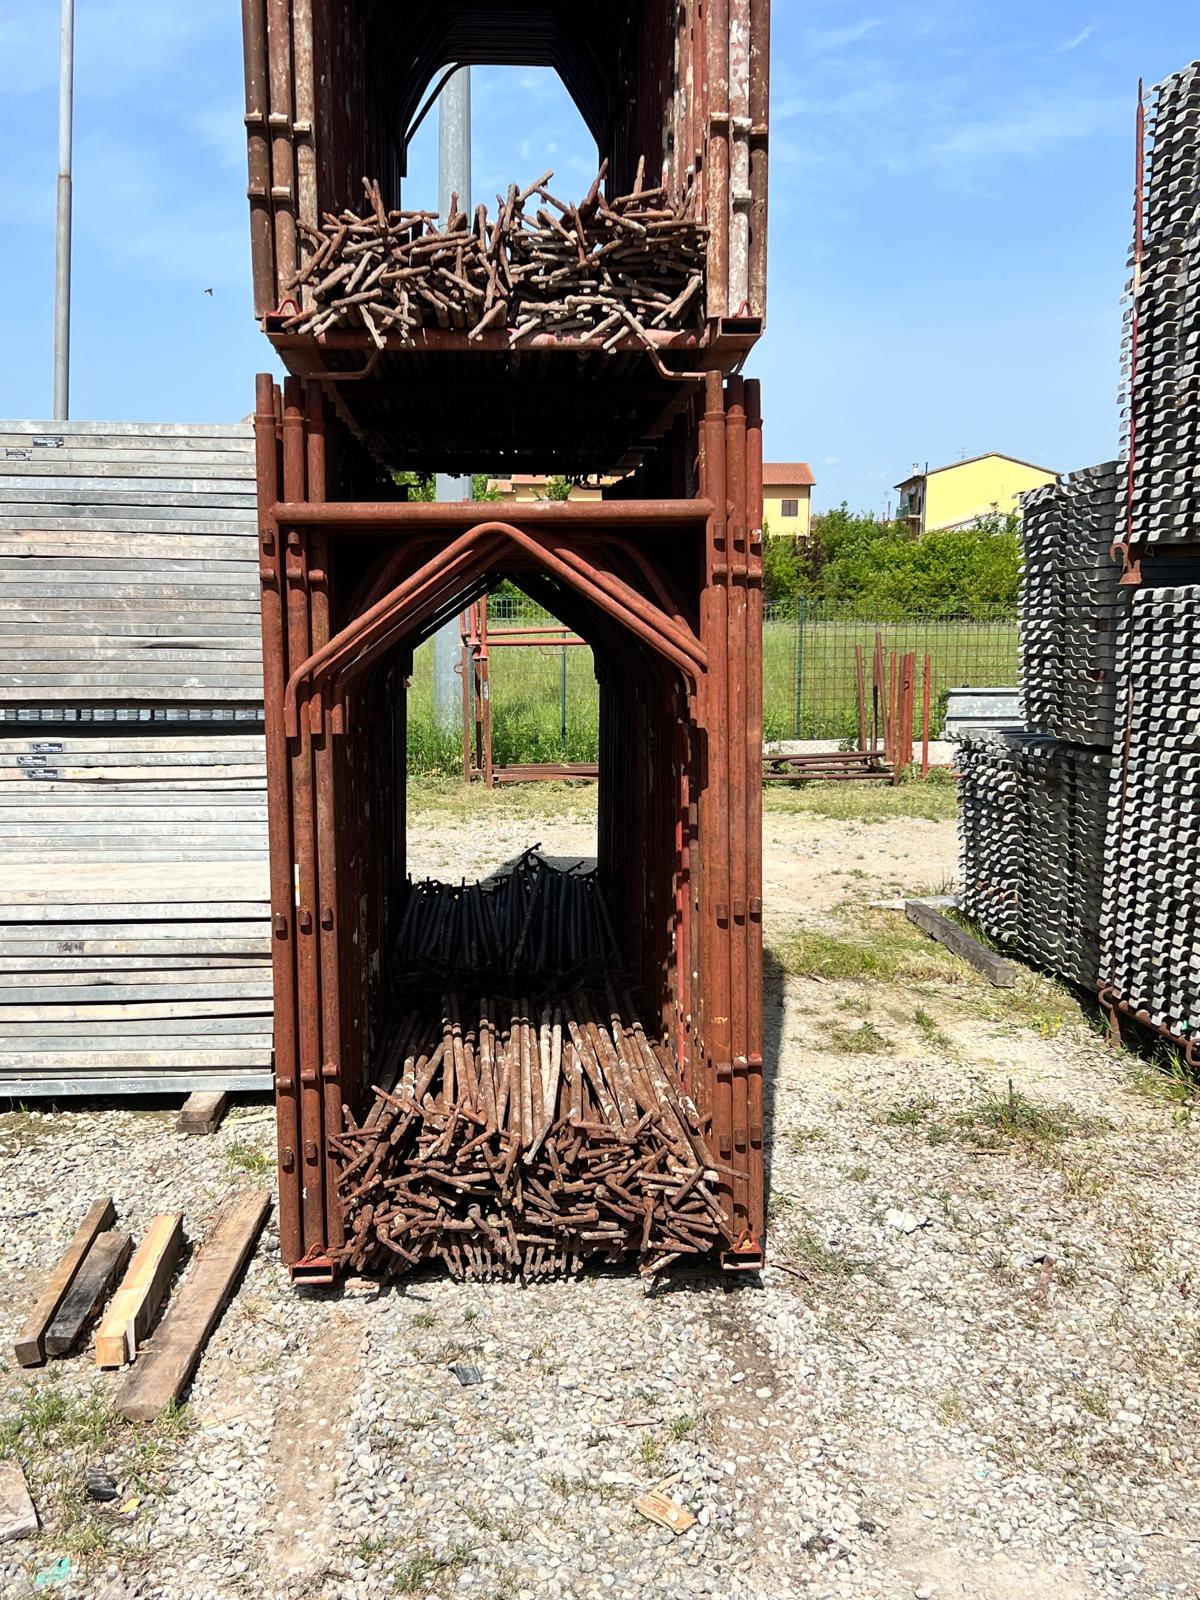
[224,1137,272,1178]
[1075,1385,1110,1418]
[763,778,958,825]
[667,1412,703,1442]
[412,1309,438,1330]
[770,910,978,986]
[462,1506,525,1542]
[0,1385,113,1457]
[847,1164,870,1181]
[883,1093,940,1128]
[406,774,598,824]
[955,1081,1101,1153]
[779,1219,874,1282]
[391,1541,477,1594]
[1127,1050,1200,1124]
[914,1005,958,1054]
[636,1433,666,1473]
[827,1019,893,1055]
[934,1390,967,1426]
[0,1386,190,1572]
[784,1125,826,1150]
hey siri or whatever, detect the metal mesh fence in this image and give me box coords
[409,598,1019,766]
[764,603,1019,741]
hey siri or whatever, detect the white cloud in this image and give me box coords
[806,18,881,52]
[1059,24,1096,52]
[922,92,1124,166]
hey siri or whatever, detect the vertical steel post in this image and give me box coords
[53,0,74,420]
[433,67,473,733]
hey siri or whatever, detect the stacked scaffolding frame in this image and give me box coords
[255,374,766,1278]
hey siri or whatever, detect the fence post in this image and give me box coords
[793,597,805,740]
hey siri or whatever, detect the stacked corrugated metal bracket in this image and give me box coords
[957,734,1111,992]
[959,59,1200,1060]
[1101,587,1200,1041]
[0,424,271,1096]
[1021,463,1126,747]
[1124,62,1200,547]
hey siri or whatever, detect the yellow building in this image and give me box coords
[485,474,602,505]
[763,463,815,537]
[896,453,1058,533]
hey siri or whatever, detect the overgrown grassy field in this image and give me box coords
[407,610,1016,771]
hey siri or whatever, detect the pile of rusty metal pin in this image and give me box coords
[283,162,707,365]
[329,978,730,1283]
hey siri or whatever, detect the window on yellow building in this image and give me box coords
[781,498,799,518]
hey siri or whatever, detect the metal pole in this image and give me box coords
[433,66,472,735]
[53,0,74,421]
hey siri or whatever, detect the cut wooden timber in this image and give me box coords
[94,1213,185,1369]
[44,1230,133,1357]
[13,1196,116,1366]
[905,900,1019,988]
[0,1459,39,1542]
[117,1188,270,1421]
[177,1090,228,1135]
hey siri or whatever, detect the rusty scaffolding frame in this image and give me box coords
[243,1,772,1281]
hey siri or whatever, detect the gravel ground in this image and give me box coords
[1,790,1198,1600]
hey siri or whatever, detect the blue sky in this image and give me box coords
[0,2,1196,511]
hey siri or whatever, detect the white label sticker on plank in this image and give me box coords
[294,864,301,907]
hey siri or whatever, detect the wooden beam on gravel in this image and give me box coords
[176,1090,228,1135]
[905,900,1019,988]
[94,1213,185,1369]
[44,1231,134,1357]
[13,1197,116,1366]
[116,1188,270,1421]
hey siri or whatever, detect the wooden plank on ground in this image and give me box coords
[95,1213,185,1368]
[117,1188,270,1421]
[0,1459,39,1542]
[177,1090,228,1135]
[905,900,1019,988]
[44,1230,133,1356]
[13,1197,116,1366]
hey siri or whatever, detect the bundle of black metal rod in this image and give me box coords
[392,849,622,990]
[330,982,729,1281]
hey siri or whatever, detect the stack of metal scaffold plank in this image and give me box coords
[957,733,1111,991]
[0,423,270,1097]
[958,453,1121,991]
[1101,586,1200,1043]
[1124,62,1200,547]
[1020,463,1126,747]
[958,57,1200,1050]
